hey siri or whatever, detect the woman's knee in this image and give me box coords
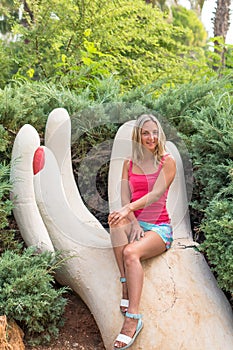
[123,245,139,265]
[110,218,131,247]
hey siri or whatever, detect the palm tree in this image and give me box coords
[213,0,231,68]
[214,0,231,40]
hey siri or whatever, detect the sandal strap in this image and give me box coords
[120,277,126,283]
[120,299,129,307]
[125,312,142,320]
[115,333,132,345]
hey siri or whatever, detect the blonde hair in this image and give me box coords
[132,114,166,164]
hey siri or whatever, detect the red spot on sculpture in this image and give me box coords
[33,147,45,175]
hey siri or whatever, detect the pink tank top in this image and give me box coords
[128,155,170,224]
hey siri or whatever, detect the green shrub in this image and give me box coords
[0,79,121,164]
[171,5,207,46]
[189,89,233,213]
[1,0,213,90]
[0,247,68,344]
[0,163,12,228]
[0,161,21,253]
[200,172,233,294]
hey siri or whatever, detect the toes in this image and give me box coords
[114,341,126,349]
[120,307,128,313]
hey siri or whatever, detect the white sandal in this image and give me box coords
[114,312,143,349]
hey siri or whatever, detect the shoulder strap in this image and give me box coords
[157,153,170,172]
[162,153,170,162]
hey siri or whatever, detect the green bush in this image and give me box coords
[0,247,68,344]
[184,84,233,217]
[172,5,207,46]
[0,0,213,90]
[0,163,12,228]
[0,161,21,253]
[200,172,233,293]
[0,79,122,165]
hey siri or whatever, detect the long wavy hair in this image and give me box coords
[131,114,166,165]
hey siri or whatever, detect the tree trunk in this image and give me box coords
[189,0,205,17]
[213,0,231,69]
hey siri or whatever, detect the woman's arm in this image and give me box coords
[109,159,144,241]
[108,155,176,225]
[121,159,131,206]
[120,160,140,224]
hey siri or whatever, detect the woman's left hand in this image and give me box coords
[108,205,131,226]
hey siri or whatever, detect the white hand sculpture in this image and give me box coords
[10,108,233,350]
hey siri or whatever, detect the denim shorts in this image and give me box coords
[138,221,173,249]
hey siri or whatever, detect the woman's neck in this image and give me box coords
[141,150,155,162]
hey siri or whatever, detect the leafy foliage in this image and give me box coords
[172,5,207,46]
[0,0,213,90]
[0,247,68,344]
[0,79,121,151]
[0,162,12,229]
[190,97,233,209]
[200,173,233,293]
[0,0,19,34]
[87,1,209,88]
[0,157,20,253]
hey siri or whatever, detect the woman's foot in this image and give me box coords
[114,313,143,349]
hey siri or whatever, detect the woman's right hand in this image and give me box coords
[129,220,144,243]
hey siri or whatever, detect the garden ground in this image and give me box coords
[26,291,105,350]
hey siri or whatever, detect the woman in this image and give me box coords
[108,114,176,350]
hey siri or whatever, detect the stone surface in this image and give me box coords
[0,316,25,350]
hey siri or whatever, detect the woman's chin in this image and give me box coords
[146,146,156,152]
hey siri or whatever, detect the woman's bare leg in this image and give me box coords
[109,218,131,311]
[114,231,166,349]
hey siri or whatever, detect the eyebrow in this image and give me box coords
[141,129,158,132]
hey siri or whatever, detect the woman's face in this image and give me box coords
[140,120,159,153]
